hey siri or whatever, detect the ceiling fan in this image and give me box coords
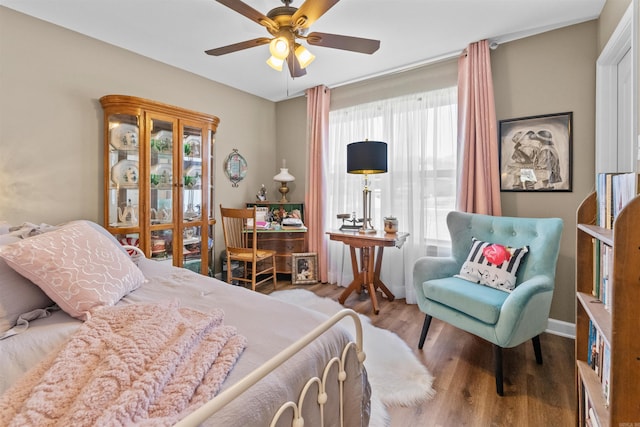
[205,0,380,78]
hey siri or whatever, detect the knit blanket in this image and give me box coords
[0,302,247,426]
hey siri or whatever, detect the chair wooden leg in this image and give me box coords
[226,254,232,284]
[493,344,504,396]
[251,262,257,291]
[532,335,543,364]
[418,314,432,349]
[272,256,277,289]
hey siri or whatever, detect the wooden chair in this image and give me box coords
[220,205,277,291]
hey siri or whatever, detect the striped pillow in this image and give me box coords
[455,237,529,292]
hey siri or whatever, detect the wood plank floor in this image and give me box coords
[259,280,576,427]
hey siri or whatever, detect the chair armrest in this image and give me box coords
[495,274,555,346]
[413,256,460,286]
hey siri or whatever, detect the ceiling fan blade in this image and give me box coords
[205,37,271,56]
[216,0,278,31]
[306,32,380,54]
[287,51,307,78]
[291,0,340,30]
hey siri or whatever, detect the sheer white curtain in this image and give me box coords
[325,87,458,303]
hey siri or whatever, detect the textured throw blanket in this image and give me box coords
[0,302,247,426]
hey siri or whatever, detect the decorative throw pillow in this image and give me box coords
[63,220,129,255]
[0,235,55,333]
[455,237,529,292]
[0,221,145,320]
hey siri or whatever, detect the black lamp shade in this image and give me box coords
[347,140,388,174]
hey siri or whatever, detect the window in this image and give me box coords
[325,86,457,302]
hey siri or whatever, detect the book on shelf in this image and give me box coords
[587,320,597,367]
[596,172,639,228]
[586,319,611,405]
[590,239,612,309]
[592,238,600,297]
[600,243,612,312]
[588,406,600,427]
[602,344,610,405]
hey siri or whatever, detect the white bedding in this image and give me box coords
[0,258,370,426]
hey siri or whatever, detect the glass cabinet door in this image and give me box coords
[149,118,175,262]
[208,129,216,276]
[182,125,205,273]
[107,114,140,229]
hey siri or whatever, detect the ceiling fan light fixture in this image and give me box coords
[269,36,290,60]
[266,55,284,71]
[207,0,381,78]
[294,44,315,69]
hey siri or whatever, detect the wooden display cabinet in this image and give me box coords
[101,95,219,275]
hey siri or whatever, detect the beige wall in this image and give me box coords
[0,6,276,268]
[274,97,307,202]
[493,22,598,323]
[330,59,458,110]
[597,0,632,53]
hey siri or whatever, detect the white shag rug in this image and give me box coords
[270,289,435,427]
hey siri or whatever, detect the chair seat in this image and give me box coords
[229,249,276,262]
[422,277,509,324]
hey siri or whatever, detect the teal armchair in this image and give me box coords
[413,211,563,395]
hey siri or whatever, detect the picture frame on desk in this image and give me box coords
[291,252,318,285]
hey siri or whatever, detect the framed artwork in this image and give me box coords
[499,112,573,192]
[291,252,318,285]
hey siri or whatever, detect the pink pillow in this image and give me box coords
[0,221,145,320]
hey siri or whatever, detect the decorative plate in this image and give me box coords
[110,123,139,151]
[111,159,139,188]
[151,130,173,153]
[224,148,247,187]
[184,135,201,158]
[184,165,202,189]
[150,163,172,189]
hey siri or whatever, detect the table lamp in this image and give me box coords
[273,159,295,202]
[347,140,388,233]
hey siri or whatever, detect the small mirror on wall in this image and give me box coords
[224,148,247,187]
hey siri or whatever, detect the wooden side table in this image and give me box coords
[327,230,409,314]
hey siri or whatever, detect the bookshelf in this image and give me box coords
[575,191,640,427]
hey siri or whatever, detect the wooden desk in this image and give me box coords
[327,230,409,314]
[248,227,307,274]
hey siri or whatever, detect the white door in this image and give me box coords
[595,4,635,174]
[616,47,633,171]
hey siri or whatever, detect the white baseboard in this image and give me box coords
[545,318,575,339]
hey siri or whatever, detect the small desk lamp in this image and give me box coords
[273,159,295,203]
[347,140,388,233]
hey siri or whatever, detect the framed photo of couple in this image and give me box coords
[291,252,318,285]
[499,112,573,192]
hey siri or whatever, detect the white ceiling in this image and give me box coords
[2,0,606,102]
